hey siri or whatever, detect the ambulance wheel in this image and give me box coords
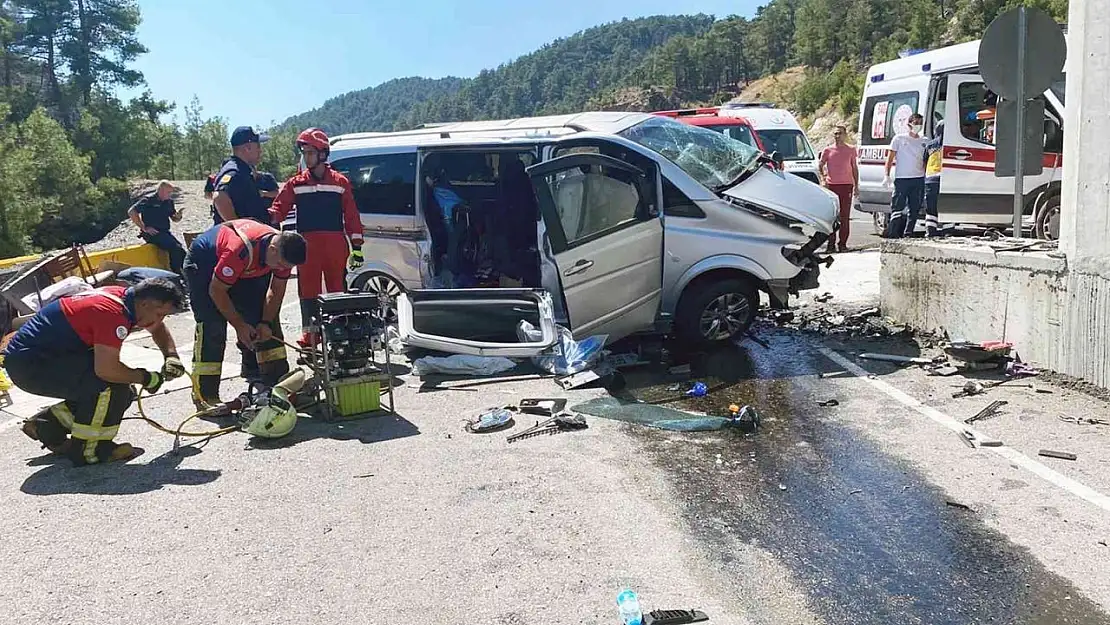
[872,212,890,236]
[1034,192,1061,241]
[354,272,403,324]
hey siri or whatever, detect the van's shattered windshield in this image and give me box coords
[619,116,763,189]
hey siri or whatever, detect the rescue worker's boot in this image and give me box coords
[20,408,71,454]
[66,440,141,466]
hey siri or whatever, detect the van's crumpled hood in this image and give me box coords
[722,166,837,233]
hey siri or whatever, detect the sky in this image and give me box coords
[127,0,759,129]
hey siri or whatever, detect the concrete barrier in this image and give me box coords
[880,239,1068,373]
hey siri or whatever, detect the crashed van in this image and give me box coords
[331,112,837,355]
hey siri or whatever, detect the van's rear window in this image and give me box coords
[860,91,920,146]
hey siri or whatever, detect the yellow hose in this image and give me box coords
[130,389,239,438]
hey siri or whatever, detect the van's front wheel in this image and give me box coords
[352,272,404,324]
[676,278,758,344]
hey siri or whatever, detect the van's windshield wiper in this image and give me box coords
[712,153,771,192]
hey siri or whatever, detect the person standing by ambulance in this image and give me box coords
[269,128,364,346]
[923,121,944,237]
[818,125,859,253]
[882,113,929,238]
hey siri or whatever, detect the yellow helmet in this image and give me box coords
[241,370,307,439]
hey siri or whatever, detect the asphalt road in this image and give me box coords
[2,268,1109,624]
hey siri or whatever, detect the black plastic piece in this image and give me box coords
[316,292,381,315]
[644,609,709,625]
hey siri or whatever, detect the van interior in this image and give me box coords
[420,149,543,291]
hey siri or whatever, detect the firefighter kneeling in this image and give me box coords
[184,218,307,407]
[7,279,188,465]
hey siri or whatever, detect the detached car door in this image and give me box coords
[527,151,663,340]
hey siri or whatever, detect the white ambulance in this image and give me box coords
[856,37,1067,238]
[718,103,822,185]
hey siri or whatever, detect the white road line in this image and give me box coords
[817,346,1110,513]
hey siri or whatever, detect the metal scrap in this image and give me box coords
[965,400,1008,424]
[1059,415,1110,426]
[860,352,943,365]
[1039,449,1078,461]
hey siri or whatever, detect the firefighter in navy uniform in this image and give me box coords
[5,279,188,465]
[270,128,364,346]
[183,218,307,406]
[211,126,272,225]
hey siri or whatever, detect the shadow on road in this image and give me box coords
[242,411,421,451]
[20,446,221,496]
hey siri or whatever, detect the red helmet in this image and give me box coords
[296,127,330,152]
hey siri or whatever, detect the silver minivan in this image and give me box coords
[330,112,837,355]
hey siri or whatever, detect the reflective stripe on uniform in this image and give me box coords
[256,345,287,364]
[81,388,114,464]
[49,402,76,428]
[193,362,223,375]
[293,184,345,195]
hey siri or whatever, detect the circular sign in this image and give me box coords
[892,104,914,136]
[979,7,1067,100]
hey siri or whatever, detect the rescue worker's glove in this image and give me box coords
[348,245,364,270]
[140,370,164,394]
[161,355,186,381]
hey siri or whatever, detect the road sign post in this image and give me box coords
[978,6,1066,237]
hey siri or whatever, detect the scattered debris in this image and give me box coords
[965,400,1008,424]
[555,363,615,390]
[979,439,1004,448]
[953,380,986,398]
[770,310,795,324]
[814,292,834,303]
[945,501,974,511]
[925,364,961,377]
[644,608,710,625]
[466,407,517,433]
[1058,415,1110,426]
[846,307,882,323]
[665,383,683,392]
[778,484,787,491]
[960,428,1003,448]
[685,382,708,398]
[734,404,761,433]
[518,398,567,417]
[353,473,375,479]
[849,489,863,495]
[945,340,1013,364]
[859,352,942,365]
[817,399,840,407]
[1039,449,1078,461]
[668,364,692,376]
[1006,361,1040,378]
[506,412,588,443]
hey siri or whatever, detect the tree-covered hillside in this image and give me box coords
[282,76,465,137]
[281,14,716,134]
[285,0,1068,136]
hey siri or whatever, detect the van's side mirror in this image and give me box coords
[769,151,785,170]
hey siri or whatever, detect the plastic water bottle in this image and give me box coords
[616,588,643,625]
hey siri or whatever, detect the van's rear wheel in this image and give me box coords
[676,278,758,344]
[354,272,403,324]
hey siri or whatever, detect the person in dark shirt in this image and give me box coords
[255,170,280,212]
[128,180,186,276]
[211,126,271,225]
